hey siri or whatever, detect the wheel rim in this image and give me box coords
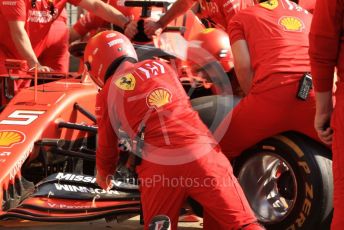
[237,152,297,224]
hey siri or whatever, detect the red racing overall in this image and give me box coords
[309,0,344,228]
[216,0,319,158]
[96,59,262,230]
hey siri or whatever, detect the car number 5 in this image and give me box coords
[0,110,45,125]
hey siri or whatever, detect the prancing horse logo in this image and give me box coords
[120,77,133,88]
[115,73,136,91]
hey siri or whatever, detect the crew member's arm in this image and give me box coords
[69,27,82,43]
[231,40,253,95]
[78,0,137,38]
[144,0,195,36]
[2,0,51,71]
[69,12,108,43]
[95,89,119,189]
[227,14,253,95]
[309,0,341,144]
[314,92,333,144]
[8,21,51,71]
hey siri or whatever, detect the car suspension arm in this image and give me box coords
[53,147,95,161]
[74,103,97,123]
[58,121,97,133]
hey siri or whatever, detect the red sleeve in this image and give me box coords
[68,0,81,6]
[227,14,245,45]
[222,0,242,24]
[309,0,343,92]
[73,12,108,37]
[96,88,119,178]
[0,0,26,21]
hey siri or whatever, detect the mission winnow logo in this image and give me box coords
[55,173,97,183]
[54,173,119,195]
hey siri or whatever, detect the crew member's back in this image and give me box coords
[229,0,312,93]
[102,59,217,163]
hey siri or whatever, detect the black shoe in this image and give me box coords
[149,215,171,230]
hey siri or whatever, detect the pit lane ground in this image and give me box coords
[0,215,203,229]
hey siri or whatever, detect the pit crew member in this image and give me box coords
[69,0,141,43]
[37,10,70,72]
[214,0,319,158]
[144,0,256,35]
[0,0,138,103]
[144,0,315,37]
[85,30,264,230]
[309,0,344,228]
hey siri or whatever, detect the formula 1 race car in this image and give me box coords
[0,1,333,230]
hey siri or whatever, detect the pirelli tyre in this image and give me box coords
[233,132,333,230]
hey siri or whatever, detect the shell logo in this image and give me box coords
[0,130,25,148]
[146,88,172,109]
[279,16,305,32]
